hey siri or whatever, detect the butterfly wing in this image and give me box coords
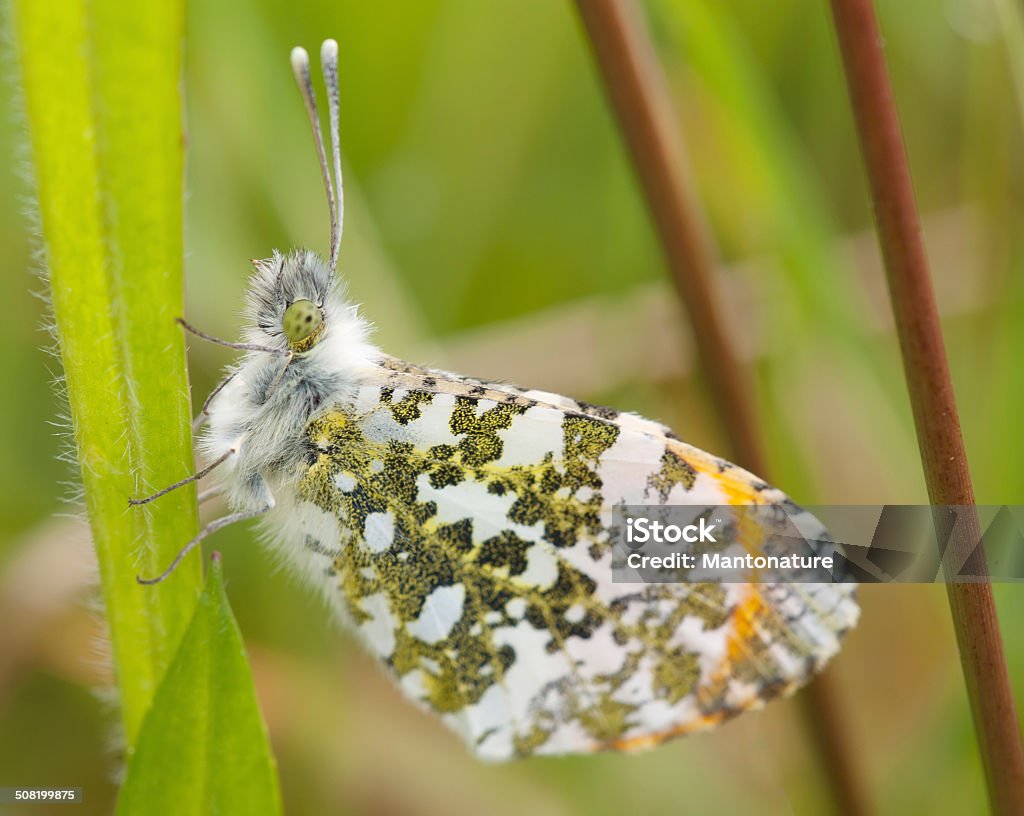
[294,365,858,759]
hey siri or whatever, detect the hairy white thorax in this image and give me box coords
[201,250,380,509]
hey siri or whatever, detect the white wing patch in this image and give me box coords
[408,584,466,645]
[363,512,394,553]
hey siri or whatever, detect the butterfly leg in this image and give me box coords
[175,315,290,431]
[197,484,226,506]
[176,317,287,356]
[268,351,295,390]
[192,370,238,432]
[137,470,275,585]
[128,447,236,506]
[137,503,272,585]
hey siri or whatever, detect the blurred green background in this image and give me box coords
[2,0,1023,813]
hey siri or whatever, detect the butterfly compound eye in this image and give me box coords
[282,299,325,350]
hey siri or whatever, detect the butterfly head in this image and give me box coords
[245,249,333,352]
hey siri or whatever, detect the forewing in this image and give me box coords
[296,369,858,759]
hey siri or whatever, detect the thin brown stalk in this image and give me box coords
[574,0,762,473]
[574,1,868,813]
[829,0,1024,811]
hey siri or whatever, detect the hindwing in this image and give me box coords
[292,366,857,759]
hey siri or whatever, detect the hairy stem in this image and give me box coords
[13,0,201,748]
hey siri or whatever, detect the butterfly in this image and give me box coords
[133,40,858,761]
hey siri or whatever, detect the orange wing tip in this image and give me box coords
[597,711,730,753]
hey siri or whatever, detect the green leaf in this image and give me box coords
[12,0,202,745]
[117,555,282,816]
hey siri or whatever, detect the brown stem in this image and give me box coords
[574,0,763,474]
[829,0,1024,812]
[574,1,868,813]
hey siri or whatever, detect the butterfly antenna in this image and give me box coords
[320,39,344,272]
[290,45,338,265]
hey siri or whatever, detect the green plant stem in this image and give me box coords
[829,0,1024,811]
[573,2,868,813]
[14,0,201,748]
